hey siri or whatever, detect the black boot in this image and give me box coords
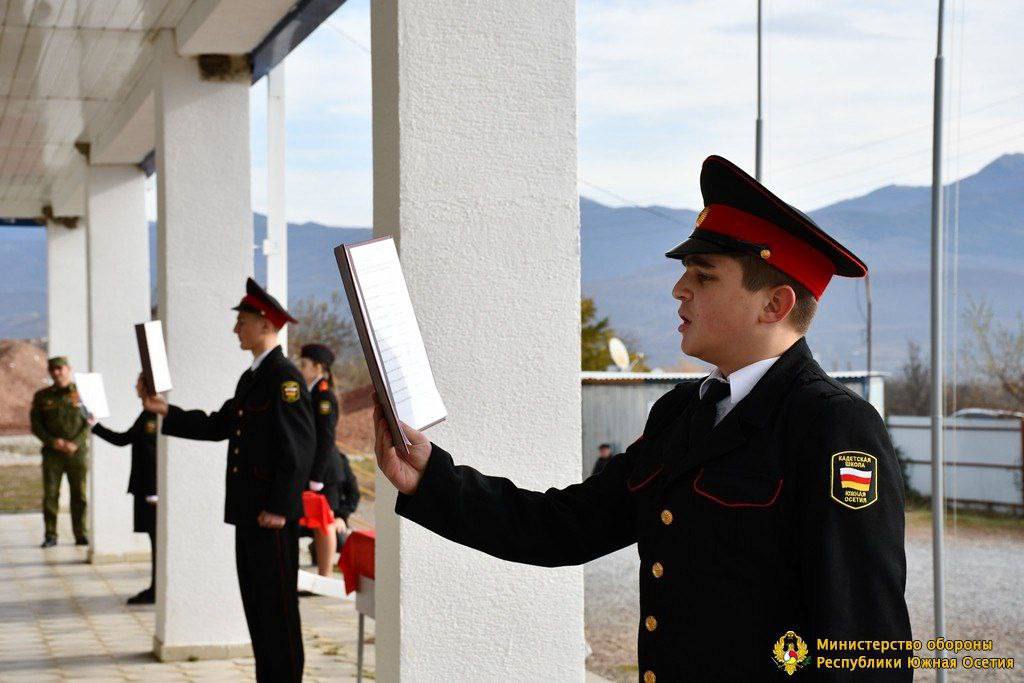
[75,536,89,546]
[40,536,57,548]
[127,587,155,605]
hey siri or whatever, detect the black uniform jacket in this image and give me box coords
[308,380,361,519]
[92,411,158,496]
[396,338,913,681]
[162,346,315,526]
[308,379,344,486]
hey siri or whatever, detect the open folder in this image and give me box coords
[335,237,446,457]
[135,320,172,394]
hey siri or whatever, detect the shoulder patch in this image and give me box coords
[830,451,878,510]
[319,400,332,415]
[281,380,300,403]
[317,380,329,392]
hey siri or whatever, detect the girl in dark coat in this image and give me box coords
[298,344,361,577]
[90,376,158,604]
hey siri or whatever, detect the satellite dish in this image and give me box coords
[608,337,630,371]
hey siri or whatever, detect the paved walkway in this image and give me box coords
[0,513,374,682]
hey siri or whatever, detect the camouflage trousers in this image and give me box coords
[41,452,88,540]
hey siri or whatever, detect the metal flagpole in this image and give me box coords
[929,0,947,678]
[755,0,763,181]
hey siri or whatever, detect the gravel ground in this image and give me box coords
[584,513,1024,682]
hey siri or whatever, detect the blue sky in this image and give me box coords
[150,0,1024,227]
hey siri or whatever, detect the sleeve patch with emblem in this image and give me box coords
[281,381,300,403]
[830,451,878,510]
[145,420,157,434]
[319,400,332,415]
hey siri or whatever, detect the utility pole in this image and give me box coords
[929,1,947,678]
[755,0,764,181]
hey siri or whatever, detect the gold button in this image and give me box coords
[233,447,239,455]
[237,410,243,417]
[660,509,673,525]
[231,466,238,473]
[651,562,664,578]
[645,616,657,632]
[760,248,771,259]
[643,671,656,683]
[235,429,241,437]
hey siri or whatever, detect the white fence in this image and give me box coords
[887,415,1023,514]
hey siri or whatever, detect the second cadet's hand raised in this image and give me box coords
[372,398,431,496]
[141,392,169,416]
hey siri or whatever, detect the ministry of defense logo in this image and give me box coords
[772,630,810,676]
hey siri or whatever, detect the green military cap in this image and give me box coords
[47,356,69,369]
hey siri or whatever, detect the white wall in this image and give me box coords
[372,0,583,678]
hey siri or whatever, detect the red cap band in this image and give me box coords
[699,204,836,299]
[240,294,290,329]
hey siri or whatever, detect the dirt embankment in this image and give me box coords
[336,383,374,456]
[0,341,48,435]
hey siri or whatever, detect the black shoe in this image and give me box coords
[75,536,89,546]
[40,537,57,548]
[297,590,317,598]
[126,588,155,605]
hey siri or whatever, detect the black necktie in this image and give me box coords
[689,379,731,448]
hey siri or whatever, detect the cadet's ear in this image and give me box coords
[761,284,797,325]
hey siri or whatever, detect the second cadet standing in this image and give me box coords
[142,278,315,683]
[90,375,159,604]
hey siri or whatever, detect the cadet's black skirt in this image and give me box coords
[132,495,156,534]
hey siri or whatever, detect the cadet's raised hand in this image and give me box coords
[372,397,432,495]
[136,373,168,416]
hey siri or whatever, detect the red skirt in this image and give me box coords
[298,490,335,530]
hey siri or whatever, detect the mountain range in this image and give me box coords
[2,153,1022,372]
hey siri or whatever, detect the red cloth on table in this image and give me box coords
[338,529,375,595]
[299,490,335,530]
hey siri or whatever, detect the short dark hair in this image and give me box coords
[598,443,612,450]
[728,253,817,334]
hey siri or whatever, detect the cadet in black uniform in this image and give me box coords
[90,376,159,604]
[298,343,361,577]
[372,156,913,681]
[142,278,315,683]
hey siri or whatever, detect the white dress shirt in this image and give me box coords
[698,355,781,426]
[249,346,276,372]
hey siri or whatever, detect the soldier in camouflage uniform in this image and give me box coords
[30,356,90,548]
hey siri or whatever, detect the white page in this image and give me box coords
[143,320,172,392]
[73,372,110,419]
[349,239,447,431]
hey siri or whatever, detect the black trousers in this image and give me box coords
[235,523,304,682]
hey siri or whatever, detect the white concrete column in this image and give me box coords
[264,64,287,349]
[46,217,89,518]
[372,1,582,679]
[85,164,152,564]
[46,220,89,367]
[152,30,252,661]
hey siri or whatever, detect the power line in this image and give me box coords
[772,90,1024,176]
[324,19,370,55]
[580,180,689,226]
